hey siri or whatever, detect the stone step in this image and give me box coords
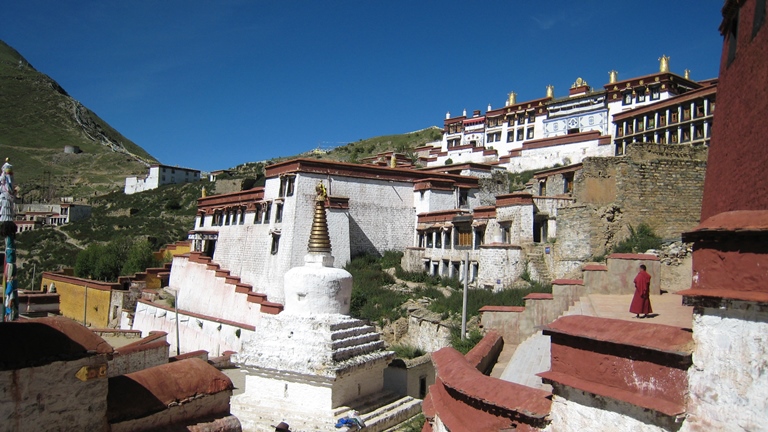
[564,296,597,317]
[332,340,387,362]
[333,390,399,417]
[499,331,552,391]
[330,318,368,332]
[331,324,377,340]
[361,397,422,431]
[331,332,381,350]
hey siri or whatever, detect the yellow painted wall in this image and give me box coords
[153,241,192,261]
[41,275,113,327]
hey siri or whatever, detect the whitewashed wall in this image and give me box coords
[681,305,768,431]
[132,301,251,356]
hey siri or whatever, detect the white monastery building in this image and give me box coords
[124,164,201,195]
[420,56,713,172]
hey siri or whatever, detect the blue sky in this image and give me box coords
[1,1,724,172]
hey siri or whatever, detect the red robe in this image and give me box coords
[629,270,652,315]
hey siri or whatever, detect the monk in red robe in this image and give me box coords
[630,264,653,318]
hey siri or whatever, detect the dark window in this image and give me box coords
[419,376,427,399]
[650,86,660,100]
[271,235,280,255]
[622,92,632,105]
[563,173,574,194]
[239,207,245,224]
[754,0,765,39]
[275,203,283,223]
[526,127,534,139]
[636,88,646,103]
[516,129,524,141]
[264,202,272,224]
[727,11,739,66]
[459,189,469,207]
[254,205,263,224]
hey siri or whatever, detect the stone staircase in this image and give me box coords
[562,295,596,317]
[523,243,552,284]
[498,332,552,391]
[333,391,422,432]
[329,318,388,365]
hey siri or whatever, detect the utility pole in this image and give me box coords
[461,252,469,340]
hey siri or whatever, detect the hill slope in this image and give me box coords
[0,40,158,199]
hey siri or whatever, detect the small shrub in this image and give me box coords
[444,158,454,165]
[390,344,425,359]
[613,223,662,254]
[450,328,484,354]
[380,250,403,269]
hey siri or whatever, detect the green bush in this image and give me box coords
[347,254,406,324]
[390,344,425,359]
[428,284,551,320]
[450,328,484,354]
[613,223,662,254]
[380,250,403,269]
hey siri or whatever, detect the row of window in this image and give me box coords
[616,100,715,137]
[446,113,536,134]
[621,86,661,105]
[202,200,286,228]
[418,225,498,250]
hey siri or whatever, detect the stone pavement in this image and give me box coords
[497,292,693,386]
[584,293,693,329]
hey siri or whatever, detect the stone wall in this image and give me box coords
[556,144,707,270]
[0,356,109,431]
[575,143,708,240]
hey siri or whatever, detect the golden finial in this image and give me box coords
[659,55,670,73]
[201,186,207,198]
[571,77,588,89]
[546,85,554,98]
[507,91,517,106]
[684,69,691,79]
[308,182,331,253]
[390,154,397,168]
[608,70,618,84]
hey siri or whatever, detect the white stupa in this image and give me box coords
[231,182,395,432]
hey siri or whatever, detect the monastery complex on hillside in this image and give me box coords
[9,1,768,431]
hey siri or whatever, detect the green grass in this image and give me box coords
[612,223,662,254]
[0,40,156,200]
[390,344,426,359]
[450,328,485,355]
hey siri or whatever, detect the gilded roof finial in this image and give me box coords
[507,91,517,106]
[608,70,618,84]
[546,85,554,98]
[308,182,331,254]
[684,69,691,79]
[201,186,207,198]
[659,55,670,73]
[571,77,588,89]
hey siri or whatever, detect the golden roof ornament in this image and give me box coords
[507,91,517,106]
[608,70,618,84]
[201,186,207,198]
[308,182,331,254]
[546,85,554,98]
[659,55,670,73]
[684,69,691,79]
[571,77,588,88]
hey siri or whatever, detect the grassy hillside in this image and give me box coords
[0,40,157,199]
[252,127,443,168]
[15,180,206,289]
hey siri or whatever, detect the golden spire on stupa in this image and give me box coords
[308,182,331,254]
